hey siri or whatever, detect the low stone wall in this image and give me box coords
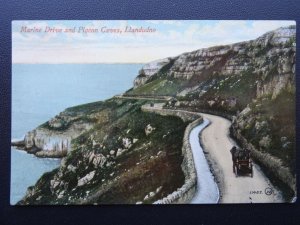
[231,126,296,195]
[141,105,203,204]
[164,106,235,121]
[141,105,200,122]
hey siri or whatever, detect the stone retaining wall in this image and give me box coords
[141,105,202,204]
[142,105,200,122]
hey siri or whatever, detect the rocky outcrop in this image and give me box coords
[256,71,295,99]
[133,58,172,88]
[78,171,96,187]
[12,120,93,158]
[144,124,155,136]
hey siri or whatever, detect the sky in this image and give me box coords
[12,20,295,64]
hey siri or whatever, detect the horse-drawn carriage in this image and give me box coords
[230,146,253,178]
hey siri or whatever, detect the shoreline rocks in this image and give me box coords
[11,121,93,158]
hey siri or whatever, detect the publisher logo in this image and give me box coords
[265,187,273,195]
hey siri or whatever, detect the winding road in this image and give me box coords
[136,100,283,203]
[198,113,283,203]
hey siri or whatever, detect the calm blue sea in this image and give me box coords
[11,63,142,204]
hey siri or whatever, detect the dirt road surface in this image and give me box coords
[200,113,283,203]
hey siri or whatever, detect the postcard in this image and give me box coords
[11,20,296,205]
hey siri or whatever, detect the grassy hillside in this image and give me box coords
[126,75,188,97]
[19,98,188,205]
[237,89,295,172]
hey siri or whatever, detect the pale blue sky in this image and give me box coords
[12,20,295,63]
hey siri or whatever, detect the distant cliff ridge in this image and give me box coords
[132,25,295,100]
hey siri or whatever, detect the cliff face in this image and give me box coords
[133,58,172,88]
[167,26,295,77]
[132,25,296,101]
[129,25,296,198]
[12,104,98,157]
[21,122,92,157]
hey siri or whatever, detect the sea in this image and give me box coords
[11,63,142,204]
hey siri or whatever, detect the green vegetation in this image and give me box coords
[65,100,107,113]
[126,77,186,96]
[39,100,110,131]
[176,68,258,114]
[207,68,257,109]
[240,89,295,172]
[19,98,187,205]
[254,42,273,57]
[285,36,296,48]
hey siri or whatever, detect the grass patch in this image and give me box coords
[126,77,186,96]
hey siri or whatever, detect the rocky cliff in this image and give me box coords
[12,104,98,157]
[128,25,296,199]
[133,58,173,88]
[131,25,295,101]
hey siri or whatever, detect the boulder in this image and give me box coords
[116,148,126,157]
[145,124,155,136]
[122,137,132,149]
[77,171,96,187]
[92,154,106,168]
[259,136,271,149]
